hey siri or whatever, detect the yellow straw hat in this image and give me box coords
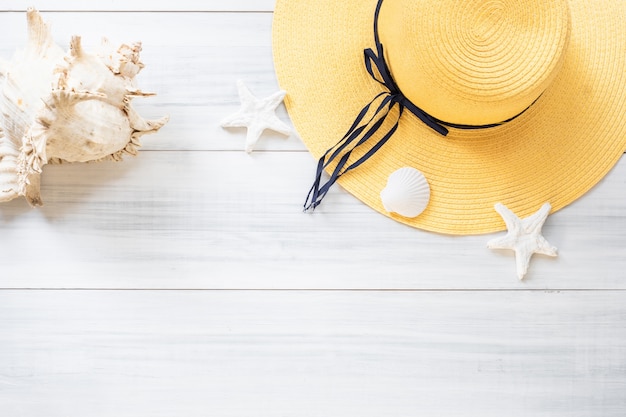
[272,0,626,235]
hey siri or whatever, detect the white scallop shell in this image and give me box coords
[380,167,430,218]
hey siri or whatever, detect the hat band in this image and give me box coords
[303,0,536,211]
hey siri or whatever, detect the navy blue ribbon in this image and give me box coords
[303,0,526,211]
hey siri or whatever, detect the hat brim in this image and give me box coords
[272,0,626,235]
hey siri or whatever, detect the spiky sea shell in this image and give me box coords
[380,167,430,218]
[0,8,168,206]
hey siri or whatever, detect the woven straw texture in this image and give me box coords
[273,0,626,235]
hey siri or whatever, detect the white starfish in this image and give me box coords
[220,79,291,153]
[487,202,558,280]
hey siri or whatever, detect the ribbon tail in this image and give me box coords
[303,96,388,211]
[304,99,400,211]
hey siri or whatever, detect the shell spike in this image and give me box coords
[23,174,43,207]
[127,42,143,63]
[116,42,145,78]
[125,86,156,98]
[26,7,53,55]
[49,89,107,107]
[16,130,47,207]
[126,105,169,133]
[69,36,84,58]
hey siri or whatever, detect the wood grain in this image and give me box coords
[0,152,625,289]
[0,290,624,417]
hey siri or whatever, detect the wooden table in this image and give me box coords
[1,1,624,415]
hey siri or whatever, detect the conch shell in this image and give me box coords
[0,8,168,206]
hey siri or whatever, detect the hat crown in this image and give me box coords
[379,0,571,125]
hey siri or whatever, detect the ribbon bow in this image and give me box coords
[304,40,448,211]
[303,0,522,211]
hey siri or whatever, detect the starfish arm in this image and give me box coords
[515,248,534,280]
[236,79,255,102]
[263,90,287,110]
[264,115,292,136]
[494,203,521,233]
[535,235,558,257]
[487,235,517,250]
[244,123,266,153]
[220,112,250,128]
[524,202,552,232]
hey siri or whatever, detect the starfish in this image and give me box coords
[487,202,558,280]
[220,79,291,153]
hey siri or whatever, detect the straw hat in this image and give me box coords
[272,0,626,235]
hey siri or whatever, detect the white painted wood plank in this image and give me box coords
[0,290,624,417]
[0,0,275,12]
[1,151,624,289]
[0,11,301,152]
[0,11,273,47]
